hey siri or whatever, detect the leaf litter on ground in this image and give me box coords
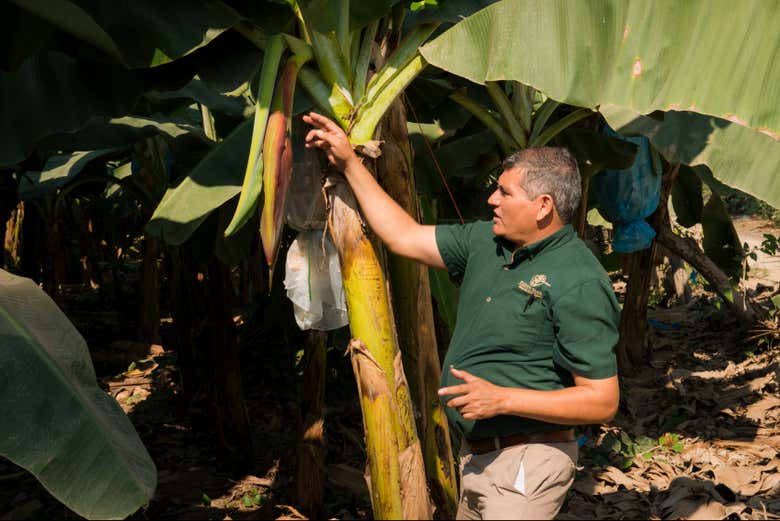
[559,296,780,520]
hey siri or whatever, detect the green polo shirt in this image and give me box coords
[435,221,619,440]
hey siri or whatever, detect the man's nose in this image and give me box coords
[487,190,499,206]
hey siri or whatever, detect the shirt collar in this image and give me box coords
[496,225,576,267]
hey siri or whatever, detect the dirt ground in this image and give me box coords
[2,220,780,520]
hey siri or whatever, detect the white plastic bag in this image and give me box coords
[284,229,349,331]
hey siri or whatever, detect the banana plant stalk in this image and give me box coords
[378,103,457,517]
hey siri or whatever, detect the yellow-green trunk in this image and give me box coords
[377,103,457,518]
[327,176,432,519]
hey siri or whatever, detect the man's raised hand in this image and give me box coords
[303,112,359,171]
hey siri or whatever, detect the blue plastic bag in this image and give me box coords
[592,127,661,253]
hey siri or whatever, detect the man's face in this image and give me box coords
[487,168,541,245]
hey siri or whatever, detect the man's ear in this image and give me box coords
[536,194,555,220]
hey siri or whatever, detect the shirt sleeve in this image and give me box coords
[434,221,480,278]
[551,278,620,379]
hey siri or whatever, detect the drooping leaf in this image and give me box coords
[0,52,146,166]
[415,130,499,194]
[10,0,125,64]
[671,164,704,228]
[404,0,497,26]
[33,0,242,68]
[421,0,780,138]
[0,269,156,520]
[224,34,286,237]
[555,127,638,180]
[36,115,203,156]
[18,149,119,200]
[349,0,400,29]
[603,107,780,210]
[701,191,744,281]
[147,79,254,119]
[146,119,251,245]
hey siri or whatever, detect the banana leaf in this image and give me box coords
[0,269,156,520]
[702,191,744,281]
[146,119,251,245]
[603,108,780,210]
[12,0,241,68]
[421,0,779,137]
[224,34,286,237]
[9,0,124,64]
[18,148,120,200]
[671,164,704,228]
[36,115,203,156]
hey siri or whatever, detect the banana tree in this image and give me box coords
[212,3,456,516]
[419,0,780,373]
[147,1,465,516]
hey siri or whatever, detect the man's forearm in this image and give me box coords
[342,157,418,252]
[498,384,617,425]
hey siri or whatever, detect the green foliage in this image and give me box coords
[701,191,744,281]
[421,0,780,136]
[761,234,780,256]
[0,269,156,520]
[593,430,685,470]
[671,164,704,228]
[241,488,265,508]
[410,0,438,11]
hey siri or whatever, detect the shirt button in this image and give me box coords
[503,267,509,271]
[486,297,492,302]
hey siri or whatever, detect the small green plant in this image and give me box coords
[591,430,685,469]
[241,489,264,508]
[760,233,780,256]
[201,493,212,507]
[658,432,685,453]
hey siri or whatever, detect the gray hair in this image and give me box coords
[502,147,581,223]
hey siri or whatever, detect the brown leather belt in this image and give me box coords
[467,429,575,455]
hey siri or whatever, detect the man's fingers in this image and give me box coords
[438,384,468,397]
[306,112,341,133]
[445,395,469,409]
[450,366,478,383]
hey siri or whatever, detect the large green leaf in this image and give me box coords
[671,164,704,228]
[14,0,241,68]
[18,149,119,200]
[146,118,251,245]
[701,191,743,281]
[421,0,780,137]
[0,269,156,520]
[37,115,203,154]
[10,0,124,64]
[554,128,637,180]
[0,52,144,166]
[147,79,254,119]
[414,130,499,194]
[603,107,780,210]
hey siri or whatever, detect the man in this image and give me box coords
[304,112,620,520]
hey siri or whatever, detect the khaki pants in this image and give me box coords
[457,441,578,520]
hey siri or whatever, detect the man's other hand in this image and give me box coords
[303,112,360,171]
[438,366,508,420]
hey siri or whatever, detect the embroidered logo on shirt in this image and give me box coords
[517,280,543,299]
[530,274,552,288]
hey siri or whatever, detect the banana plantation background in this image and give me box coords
[1,0,779,519]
